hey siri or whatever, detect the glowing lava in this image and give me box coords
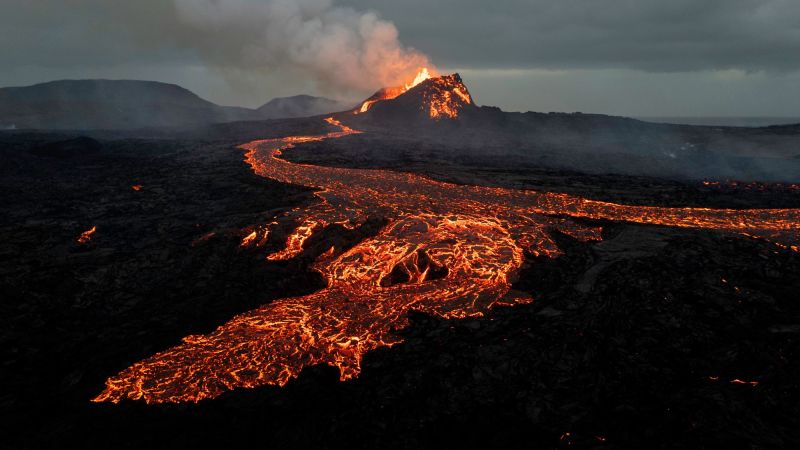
[94,118,799,404]
[77,226,97,245]
[405,67,432,90]
[356,67,433,114]
[422,74,474,118]
[240,231,258,248]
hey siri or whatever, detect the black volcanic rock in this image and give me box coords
[2,126,800,449]
[29,136,103,158]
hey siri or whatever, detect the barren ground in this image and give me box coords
[2,128,799,449]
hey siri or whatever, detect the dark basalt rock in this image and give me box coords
[29,136,103,158]
[2,123,799,450]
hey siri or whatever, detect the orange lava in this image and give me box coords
[77,226,97,245]
[730,379,760,386]
[356,70,473,119]
[424,75,473,119]
[94,118,799,404]
[240,231,258,248]
[356,68,433,114]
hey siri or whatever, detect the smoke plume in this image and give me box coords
[171,0,435,95]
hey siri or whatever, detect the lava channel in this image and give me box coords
[94,117,800,404]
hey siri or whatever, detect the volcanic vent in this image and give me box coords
[355,69,476,120]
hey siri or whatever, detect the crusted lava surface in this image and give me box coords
[2,117,800,449]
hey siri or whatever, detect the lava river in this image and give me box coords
[94,118,800,404]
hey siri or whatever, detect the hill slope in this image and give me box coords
[0,80,349,130]
[257,95,352,119]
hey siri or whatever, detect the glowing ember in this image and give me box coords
[94,118,799,404]
[131,185,143,191]
[77,226,96,245]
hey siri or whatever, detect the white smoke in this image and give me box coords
[172,0,435,95]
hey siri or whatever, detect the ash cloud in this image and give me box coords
[0,0,433,98]
[169,0,433,95]
[2,0,799,114]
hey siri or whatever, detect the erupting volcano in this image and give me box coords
[94,74,800,404]
[356,68,474,119]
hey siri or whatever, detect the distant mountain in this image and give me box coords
[638,117,800,128]
[0,80,350,130]
[257,95,353,119]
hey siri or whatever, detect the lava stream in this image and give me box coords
[94,118,800,404]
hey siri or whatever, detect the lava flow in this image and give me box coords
[94,80,799,405]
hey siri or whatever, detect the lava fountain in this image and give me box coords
[94,76,799,404]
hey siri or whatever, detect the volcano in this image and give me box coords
[355,72,477,122]
[340,71,800,182]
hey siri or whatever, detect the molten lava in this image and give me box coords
[240,231,258,248]
[94,117,800,404]
[422,74,474,119]
[77,226,96,245]
[405,68,432,90]
[356,67,433,114]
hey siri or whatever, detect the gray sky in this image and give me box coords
[2,0,799,116]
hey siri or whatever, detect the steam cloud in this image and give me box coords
[172,0,434,95]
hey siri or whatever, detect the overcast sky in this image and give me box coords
[2,0,799,116]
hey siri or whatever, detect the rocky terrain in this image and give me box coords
[345,74,800,182]
[2,124,799,449]
[286,131,800,209]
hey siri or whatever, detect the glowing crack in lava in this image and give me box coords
[95,119,800,404]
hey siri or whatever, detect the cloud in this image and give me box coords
[1,0,799,114]
[341,0,800,73]
[169,0,434,94]
[3,0,799,77]
[0,0,433,96]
